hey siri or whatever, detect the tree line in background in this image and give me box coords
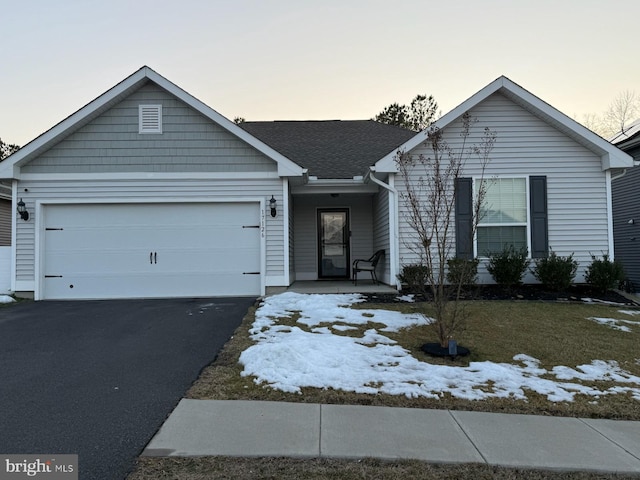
[373,89,640,139]
[0,138,20,161]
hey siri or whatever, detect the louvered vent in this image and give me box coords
[139,105,162,134]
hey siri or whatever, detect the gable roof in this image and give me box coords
[375,76,634,173]
[610,118,640,149]
[241,120,415,179]
[0,66,304,179]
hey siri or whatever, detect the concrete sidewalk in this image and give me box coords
[142,399,640,474]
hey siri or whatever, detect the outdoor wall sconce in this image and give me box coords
[17,198,29,221]
[269,195,277,217]
[629,219,635,225]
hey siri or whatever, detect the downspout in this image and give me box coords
[367,167,401,290]
[605,170,615,261]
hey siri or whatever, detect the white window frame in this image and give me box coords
[474,175,531,258]
[138,104,163,134]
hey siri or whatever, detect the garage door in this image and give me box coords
[41,203,261,299]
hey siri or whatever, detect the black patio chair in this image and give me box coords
[352,249,384,285]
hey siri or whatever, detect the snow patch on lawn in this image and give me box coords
[0,295,15,304]
[587,316,640,332]
[240,293,640,402]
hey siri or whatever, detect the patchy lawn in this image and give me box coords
[129,293,640,480]
[187,293,640,420]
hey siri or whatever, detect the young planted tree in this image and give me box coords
[395,112,496,348]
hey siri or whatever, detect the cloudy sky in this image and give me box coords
[2,0,638,146]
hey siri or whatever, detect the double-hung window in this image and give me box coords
[476,177,527,255]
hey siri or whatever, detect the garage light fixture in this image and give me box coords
[17,198,29,221]
[269,195,277,218]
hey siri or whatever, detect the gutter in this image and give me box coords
[367,167,401,290]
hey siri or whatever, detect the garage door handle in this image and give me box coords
[150,252,153,264]
[154,252,157,264]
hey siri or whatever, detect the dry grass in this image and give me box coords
[128,456,640,480]
[186,299,640,420]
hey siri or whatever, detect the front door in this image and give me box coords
[318,209,350,279]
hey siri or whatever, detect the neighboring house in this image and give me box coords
[0,181,11,293]
[0,67,633,300]
[611,119,640,290]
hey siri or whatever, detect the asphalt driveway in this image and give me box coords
[0,297,255,480]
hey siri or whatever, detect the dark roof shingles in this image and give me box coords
[241,120,416,179]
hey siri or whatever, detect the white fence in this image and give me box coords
[0,247,11,294]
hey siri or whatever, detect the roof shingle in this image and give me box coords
[240,120,415,179]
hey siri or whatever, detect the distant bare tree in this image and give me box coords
[233,116,246,125]
[580,90,640,138]
[604,90,639,135]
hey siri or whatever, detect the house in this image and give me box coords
[0,181,11,293]
[0,67,633,300]
[611,119,640,291]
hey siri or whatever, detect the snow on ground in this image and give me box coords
[587,316,640,332]
[619,310,640,316]
[396,294,415,303]
[0,295,15,304]
[239,293,640,402]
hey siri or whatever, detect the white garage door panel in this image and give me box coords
[42,203,261,299]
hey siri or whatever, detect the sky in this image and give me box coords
[2,0,639,147]
[239,292,640,401]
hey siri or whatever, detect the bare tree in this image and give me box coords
[580,90,640,138]
[395,112,496,348]
[604,90,639,135]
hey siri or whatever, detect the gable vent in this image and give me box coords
[139,104,162,134]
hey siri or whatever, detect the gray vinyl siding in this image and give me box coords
[293,195,373,279]
[14,178,285,284]
[612,164,640,289]
[22,82,276,174]
[0,199,10,246]
[397,92,610,283]
[372,187,390,283]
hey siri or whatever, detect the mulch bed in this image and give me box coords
[363,284,638,305]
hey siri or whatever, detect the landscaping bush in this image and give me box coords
[585,254,625,293]
[397,264,429,291]
[446,258,479,286]
[531,251,578,291]
[486,245,529,287]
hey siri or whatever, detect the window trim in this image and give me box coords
[474,175,531,258]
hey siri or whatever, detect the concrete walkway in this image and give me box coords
[143,399,640,474]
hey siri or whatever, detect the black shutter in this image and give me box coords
[530,176,548,258]
[455,178,473,259]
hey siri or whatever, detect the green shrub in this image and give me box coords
[531,251,578,291]
[397,264,429,291]
[585,254,624,293]
[447,258,479,286]
[486,245,529,287]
